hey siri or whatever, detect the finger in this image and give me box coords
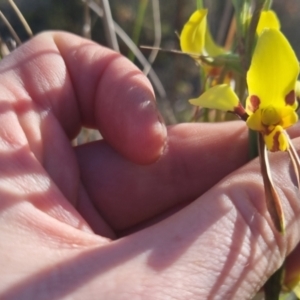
[76,121,249,230]
[0,31,166,184]
[52,31,167,164]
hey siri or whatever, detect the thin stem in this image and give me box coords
[248,129,259,159]
[0,11,21,45]
[244,0,265,71]
[128,0,148,61]
[100,0,119,51]
[264,263,285,300]
[82,0,169,102]
[7,0,32,37]
[231,0,245,40]
[0,35,10,57]
[82,0,91,39]
[143,0,161,76]
[196,0,204,9]
[263,0,273,10]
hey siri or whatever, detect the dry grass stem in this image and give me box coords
[7,0,32,37]
[0,10,21,45]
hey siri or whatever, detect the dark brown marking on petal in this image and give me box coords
[264,126,273,135]
[285,90,296,106]
[249,95,260,112]
[233,103,249,121]
[271,131,281,152]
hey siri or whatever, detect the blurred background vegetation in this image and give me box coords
[0,0,299,126]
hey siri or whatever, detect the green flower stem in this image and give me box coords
[264,264,285,300]
[199,54,242,75]
[248,129,259,159]
[196,0,203,9]
[263,0,273,10]
[128,0,149,61]
[244,0,265,71]
[231,0,245,38]
[201,68,210,122]
[234,69,247,106]
[231,0,251,61]
[203,108,210,122]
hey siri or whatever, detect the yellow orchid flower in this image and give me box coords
[180,9,229,83]
[246,28,299,151]
[190,28,299,152]
[189,28,300,234]
[181,4,300,298]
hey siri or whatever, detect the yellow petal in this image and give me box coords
[180,9,207,54]
[261,105,281,126]
[261,105,298,128]
[256,10,280,35]
[204,26,226,57]
[280,106,298,128]
[264,125,289,152]
[189,84,239,111]
[246,105,298,133]
[246,109,265,131]
[246,29,299,114]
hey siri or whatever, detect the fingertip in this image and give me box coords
[121,99,167,165]
[99,90,167,165]
[95,57,167,164]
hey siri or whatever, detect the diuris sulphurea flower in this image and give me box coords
[190,28,299,151]
[246,28,298,152]
[189,28,300,233]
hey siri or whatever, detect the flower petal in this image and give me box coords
[246,105,298,134]
[189,84,239,111]
[246,109,264,131]
[256,10,280,35]
[246,29,299,113]
[260,105,298,128]
[264,125,289,152]
[280,106,298,128]
[204,26,226,57]
[180,9,207,54]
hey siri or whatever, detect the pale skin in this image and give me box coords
[1,31,300,300]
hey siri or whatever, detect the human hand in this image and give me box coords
[1,31,300,300]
